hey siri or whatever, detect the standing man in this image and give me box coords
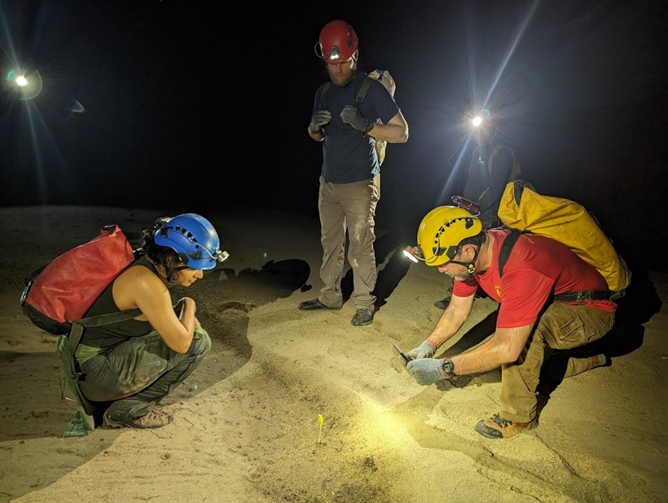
[403,206,615,438]
[461,109,521,229]
[434,109,521,309]
[299,19,409,326]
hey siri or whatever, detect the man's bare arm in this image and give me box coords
[451,323,534,375]
[426,293,475,349]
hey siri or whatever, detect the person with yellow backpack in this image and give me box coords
[400,183,628,438]
[462,108,522,229]
[434,108,521,309]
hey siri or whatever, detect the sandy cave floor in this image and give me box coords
[0,205,666,503]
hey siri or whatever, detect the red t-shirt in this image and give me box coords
[452,229,617,328]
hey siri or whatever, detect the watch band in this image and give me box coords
[362,119,375,136]
[441,357,455,378]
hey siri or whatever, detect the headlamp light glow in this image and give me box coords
[403,246,424,263]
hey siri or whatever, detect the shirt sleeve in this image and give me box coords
[496,268,555,328]
[452,277,479,298]
[312,83,327,114]
[363,80,400,124]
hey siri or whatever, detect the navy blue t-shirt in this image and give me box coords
[312,72,400,183]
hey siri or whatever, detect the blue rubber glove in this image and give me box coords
[407,358,450,386]
[340,105,367,131]
[405,340,436,360]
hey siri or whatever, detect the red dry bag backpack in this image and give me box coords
[20,224,138,335]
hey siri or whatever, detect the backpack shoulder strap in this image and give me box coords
[498,229,523,278]
[67,309,143,369]
[489,145,522,181]
[76,309,143,329]
[318,82,330,109]
[487,144,510,174]
[355,77,373,108]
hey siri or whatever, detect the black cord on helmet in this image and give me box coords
[448,243,481,275]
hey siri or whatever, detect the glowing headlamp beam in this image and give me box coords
[483,0,539,107]
[403,250,418,263]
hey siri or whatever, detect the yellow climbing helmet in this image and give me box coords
[416,206,483,267]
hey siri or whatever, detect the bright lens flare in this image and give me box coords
[7,68,43,100]
[471,116,482,127]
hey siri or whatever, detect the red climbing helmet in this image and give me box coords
[315,20,359,64]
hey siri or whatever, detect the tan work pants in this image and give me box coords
[500,303,615,422]
[317,175,380,311]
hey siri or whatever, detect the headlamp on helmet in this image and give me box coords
[403,245,424,263]
[414,206,483,267]
[315,20,359,64]
[471,108,490,128]
[154,213,229,270]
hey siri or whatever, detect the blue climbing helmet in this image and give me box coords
[154,213,228,270]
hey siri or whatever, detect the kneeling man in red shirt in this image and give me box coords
[404,206,615,439]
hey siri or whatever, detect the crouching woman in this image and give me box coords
[76,213,227,429]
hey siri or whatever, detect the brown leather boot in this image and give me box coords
[104,408,173,429]
[475,413,537,439]
[587,353,608,369]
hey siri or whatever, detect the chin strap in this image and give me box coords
[448,245,481,275]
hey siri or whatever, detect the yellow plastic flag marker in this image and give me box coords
[317,414,324,445]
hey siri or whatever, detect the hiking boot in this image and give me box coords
[351,308,374,326]
[104,408,173,429]
[588,353,608,369]
[298,299,341,311]
[434,297,451,309]
[474,413,537,439]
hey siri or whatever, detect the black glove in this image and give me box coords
[340,105,374,134]
[309,109,332,134]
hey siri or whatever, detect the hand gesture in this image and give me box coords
[404,340,436,360]
[309,109,332,134]
[407,358,450,386]
[340,105,367,131]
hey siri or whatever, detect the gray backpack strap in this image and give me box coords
[76,308,143,328]
[355,77,373,108]
[318,82,330,109]
[67,308,143,370]
[58,307,143,432]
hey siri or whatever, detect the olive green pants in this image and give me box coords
[500,303,615,423]
[78,326,211,423]
[317,175,381,311]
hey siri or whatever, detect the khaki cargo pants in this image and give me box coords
[317,175,381,311]
[500,303,615,423]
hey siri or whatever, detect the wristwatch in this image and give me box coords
[441,358,456,379]
[362,119,375,136]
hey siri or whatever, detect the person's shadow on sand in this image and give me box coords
[536,266,661,399]
[163,259,311,403]
[340,232,411,310]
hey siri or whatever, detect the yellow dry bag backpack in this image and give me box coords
[497,180,631,300]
